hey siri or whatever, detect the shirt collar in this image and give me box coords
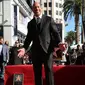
[35,14,42,20]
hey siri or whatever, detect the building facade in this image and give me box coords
[35,0,65,42]
[0,0,33,46]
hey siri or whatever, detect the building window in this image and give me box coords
[59,19,62,22]
[56,18,58,21]
[17,31,26,43]
[59,3,62,8]
[59,11,62,16]
[49,10,52,15]
[44,10,47,15]
[19,11,26,24]
[0,26,3,37]
[56,23,62,39]
[56,10,58,15]
[0,2,2,14]
[49,2,52,7]
[14,5,17,35]
[44,3,47,7]
[56,3,58,7]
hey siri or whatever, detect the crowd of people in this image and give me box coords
[0,36,85,79]
[0,36,9,80]
[0,35,85,81]
[0,37,28,80]
[66,43,85,65]
[52,43,85,65]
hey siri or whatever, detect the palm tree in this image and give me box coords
[65,31,75,46]
[63,0,82,44]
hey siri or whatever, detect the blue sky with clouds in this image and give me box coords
[65,15,82,32]
[65,15,82,44]
[65,17,75,32]
[64,16,75,37]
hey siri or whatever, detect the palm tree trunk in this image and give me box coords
[75,14,80,44]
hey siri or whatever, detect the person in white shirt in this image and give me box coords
[0,36,9,79]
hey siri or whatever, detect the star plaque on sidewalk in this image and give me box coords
[13,74,24,85]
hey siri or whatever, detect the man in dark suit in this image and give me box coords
[0,36,9,79]
[18,1,65,85]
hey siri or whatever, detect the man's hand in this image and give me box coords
[18,48,25,58]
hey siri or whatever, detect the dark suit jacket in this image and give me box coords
[75,51,85,65]
[23,15,61,53]
[8,46,23,65]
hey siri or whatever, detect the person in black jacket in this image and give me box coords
[18,2,66,85]
[8,41,23,65]
[75,43,85,65]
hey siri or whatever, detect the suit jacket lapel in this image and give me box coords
[32,18,37,26]
[32,15,46,33]
[40,15,46,33]
[32,18,37,31]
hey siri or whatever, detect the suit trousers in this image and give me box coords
[31,44,54,85]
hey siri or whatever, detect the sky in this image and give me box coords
[65,15,82,44]
[65,15,82,32]
[65,16,75,32]
[64,16,75,38]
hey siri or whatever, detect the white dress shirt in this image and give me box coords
[0,45,3,55]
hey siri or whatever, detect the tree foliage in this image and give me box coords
[63,0,82,21]
[65,31,75,46]
[63,0,82,44]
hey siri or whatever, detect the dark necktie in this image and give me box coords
[36,17,41,24]
[36,17,41,33]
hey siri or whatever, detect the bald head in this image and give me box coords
[32,1,42,17]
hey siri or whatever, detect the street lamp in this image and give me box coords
[82,0,85,42]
